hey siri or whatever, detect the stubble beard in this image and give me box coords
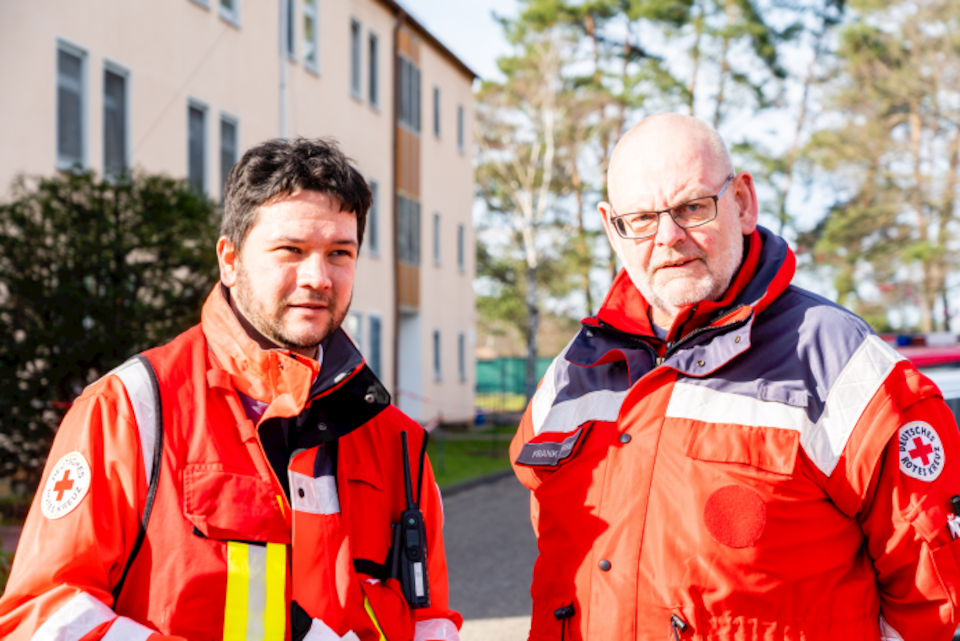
[233,263,349,351]
[628,235,744,322]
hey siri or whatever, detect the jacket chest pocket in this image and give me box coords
[685,421,800,478]
[345,464,393,562]
[183,463,290,543]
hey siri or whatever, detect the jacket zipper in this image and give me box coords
[670,614,689,640]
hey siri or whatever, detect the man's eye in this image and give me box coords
[280,246,302,254]
[634,213,656,224]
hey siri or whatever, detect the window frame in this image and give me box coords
[302,0,319,72]
[102,59,130,178]
[367,179,379,256]
[457,104,465,154]
[284,0,297,61]
[433,86,440,139]
[219,0,240,27]
[433,329,442,382]
[458,332,466,383]
[368,32,379,108]
[457,223,465,273]
[433,212,441,266]
[346,312,363,352]
[350,18,362,99]
[219,112,239,200]
[56,40,88,171]
[368,314,383,377]
[187,98,209,195]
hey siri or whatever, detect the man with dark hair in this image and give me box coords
[0,138,463,641]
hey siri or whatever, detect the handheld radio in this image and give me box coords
[397,430,430,608]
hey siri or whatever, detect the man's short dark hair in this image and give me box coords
[222,137,373,250]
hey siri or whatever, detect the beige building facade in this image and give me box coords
[0,0,476,423]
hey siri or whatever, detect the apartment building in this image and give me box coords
[0,0,477,423]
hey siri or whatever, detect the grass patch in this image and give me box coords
[427,432,514,489]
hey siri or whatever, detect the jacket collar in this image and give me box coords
[201,285,365,420]
[591,226,794,344]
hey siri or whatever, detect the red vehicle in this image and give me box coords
[888,334,960,424]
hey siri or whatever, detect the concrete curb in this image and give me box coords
[440,469,517,498]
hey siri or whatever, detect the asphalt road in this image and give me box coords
[443,473,537,641]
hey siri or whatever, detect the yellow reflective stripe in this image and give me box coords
[224,542,250,641]
[276,495,285,517]
[363,596,387,641]
[264,543,287,640]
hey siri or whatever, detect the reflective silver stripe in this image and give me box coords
[102,616,154,641]
[289,471,340,515]
[666,382,808,432]
[246,544,267,641]
[666,335,905,476]
[112,358,158,485]
[31,591,115,641]
[879,614,904,640]
[414,618,461,641]
[801,335,904,476]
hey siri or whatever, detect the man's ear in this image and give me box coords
[733,172,760,234]
[217,237,239,287]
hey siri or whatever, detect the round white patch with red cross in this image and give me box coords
[41,452,91,519]
[898,422,944,482]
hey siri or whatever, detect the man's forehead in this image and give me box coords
[609,158,717,212]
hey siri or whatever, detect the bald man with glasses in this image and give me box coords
[510,113,960,640]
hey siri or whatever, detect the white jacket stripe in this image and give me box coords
[666,335,904,476]
[31,591,116,641]
[112,358,158,486]
[102,615,155,641]
[414,618,461,641]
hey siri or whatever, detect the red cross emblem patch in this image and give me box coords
[41,452,91,519]
[899,422,944,482]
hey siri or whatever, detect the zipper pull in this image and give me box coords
[670,614,688,640]
[656,356,664,366]
[555,604,575,640]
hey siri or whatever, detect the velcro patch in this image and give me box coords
[899,421,944,482]
[41,452,92,519]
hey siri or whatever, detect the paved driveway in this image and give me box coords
[442,473,537,641]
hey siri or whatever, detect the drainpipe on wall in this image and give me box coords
[391,11,404,403]
[278,0,288,138]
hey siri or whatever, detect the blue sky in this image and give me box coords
[397,0,515,81]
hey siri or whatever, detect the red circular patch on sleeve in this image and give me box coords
[703,485,767,548]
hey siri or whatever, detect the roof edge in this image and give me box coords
[375,0,480,81]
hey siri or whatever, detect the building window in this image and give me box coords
[303,0,318,69]
[285,0,296,59]
[398,56,421,133]
[457,223,465,273]
[433,86,440,138]
[350,19,361,97]
[220,115,238,197]
[103,65,128,177]
[433,330,441,382]
[57,43,86,169]
[457,104,464,153]
[346,313,362,351]
[368,33,379,107]
[433,213,441,266]
[398,195,421,265]
[367,180,379,254]
[188,102,207,194]
[369,316,382,376]
[220,0,239,25]
[458,332,466,382]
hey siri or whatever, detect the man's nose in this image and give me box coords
[297,253,333,289]
[654,211,687,246]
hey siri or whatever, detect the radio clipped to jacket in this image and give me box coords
[390,430,430,609]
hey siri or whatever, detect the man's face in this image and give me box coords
[217,190,358,358]
[600,154,758,326]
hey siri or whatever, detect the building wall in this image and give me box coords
[0,0,476,422]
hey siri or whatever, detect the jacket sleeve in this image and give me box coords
[827,364,960,640]
[412,452,463,641]
[0,376,185,641]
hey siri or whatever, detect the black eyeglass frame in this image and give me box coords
[609,174,736,240]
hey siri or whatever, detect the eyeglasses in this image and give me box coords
[609,175,736,240]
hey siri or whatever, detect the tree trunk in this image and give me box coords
[713,0,735,129]
[524,264,540,401]
[688,7,703,115]
[909,106,933,332]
